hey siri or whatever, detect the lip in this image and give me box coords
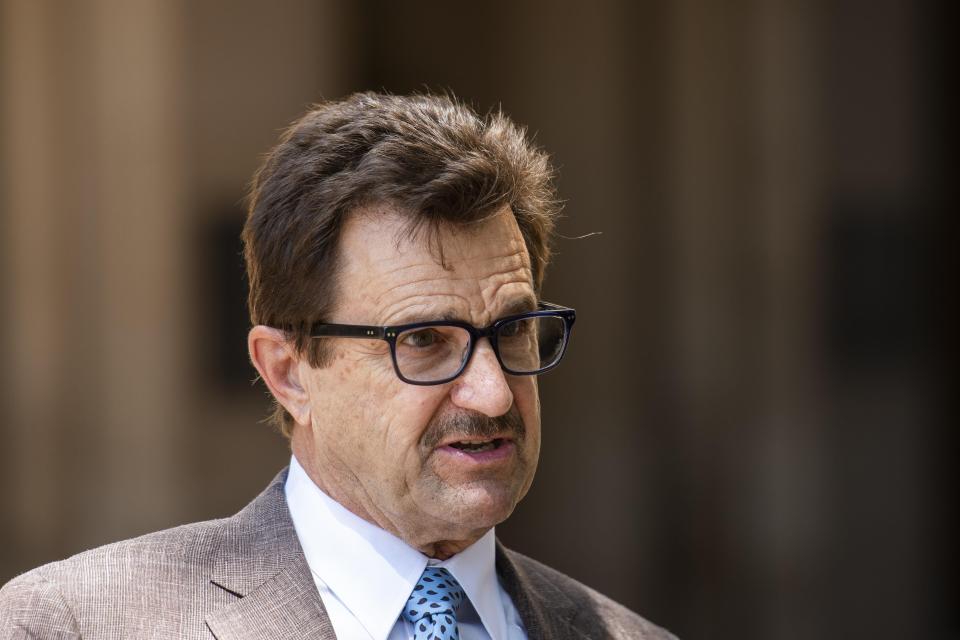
[435,439,517,465]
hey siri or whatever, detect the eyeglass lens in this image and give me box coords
[394,315,567,383]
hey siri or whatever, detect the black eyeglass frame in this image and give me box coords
[307,301,576,386]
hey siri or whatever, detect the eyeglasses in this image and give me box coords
[308,302,576,385]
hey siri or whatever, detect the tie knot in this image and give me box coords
[401,567,465,639]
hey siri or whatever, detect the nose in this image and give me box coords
[449,338,514,417]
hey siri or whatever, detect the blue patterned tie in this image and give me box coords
[401,567,466,640]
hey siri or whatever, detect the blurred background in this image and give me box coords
[0,0,953,638]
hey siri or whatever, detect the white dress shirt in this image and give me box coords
[285,455,528,640]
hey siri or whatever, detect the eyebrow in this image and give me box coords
[498,295,538,318]
[392,295,538,326]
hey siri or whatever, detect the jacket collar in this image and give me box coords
[495,542,582,640]
[205,468,336,640]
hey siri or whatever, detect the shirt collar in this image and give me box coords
[285,455,508,640]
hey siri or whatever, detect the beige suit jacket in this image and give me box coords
[0,469,676,639]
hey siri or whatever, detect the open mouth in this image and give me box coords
[447,438,505,453]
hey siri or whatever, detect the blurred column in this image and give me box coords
[754,2,829,638]
[1,0,68,566]
[81,0,187,537]
[0,0,187,573]
[668,0,767,635]
[820,0,939,636]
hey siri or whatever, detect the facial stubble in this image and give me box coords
[418,405,536,519]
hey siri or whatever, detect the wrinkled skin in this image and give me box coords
[250,205,541,558]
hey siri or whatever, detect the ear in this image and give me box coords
[248,325,311,426]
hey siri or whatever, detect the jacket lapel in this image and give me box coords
[495,541,583,640]
[204,469,337,640]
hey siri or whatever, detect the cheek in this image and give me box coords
[304,356,381,447]
[350,371,450,457]
[510,377,540,426]
[384,386,450,445]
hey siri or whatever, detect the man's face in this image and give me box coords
[291,205,541,552]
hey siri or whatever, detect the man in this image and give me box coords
[0,93,675,639]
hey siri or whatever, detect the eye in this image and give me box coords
[499,318,534,338]
[499,323,519,338]
[399,328,444,348]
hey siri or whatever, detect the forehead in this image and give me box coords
[334,205,535,325]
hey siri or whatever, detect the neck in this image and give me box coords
[419,540,471,560]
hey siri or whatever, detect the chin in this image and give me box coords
[440,481,524,531]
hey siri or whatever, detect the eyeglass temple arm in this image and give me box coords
[309,324,387,339]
